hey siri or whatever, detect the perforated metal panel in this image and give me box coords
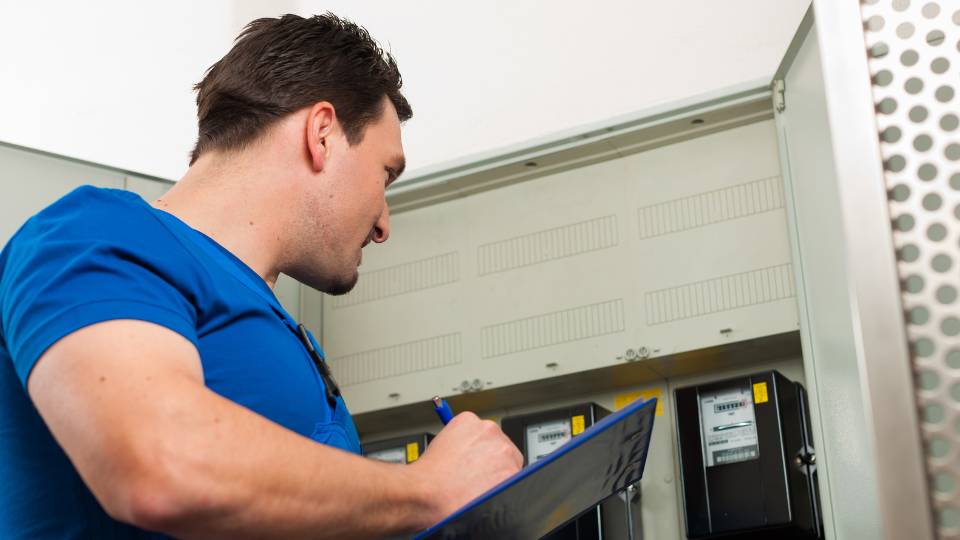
[862,0,960,535]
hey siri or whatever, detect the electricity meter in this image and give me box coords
[675,370,822,539]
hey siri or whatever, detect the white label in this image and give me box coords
[525,418,572,464]
[699,385,759,467]
[366,447,406,465]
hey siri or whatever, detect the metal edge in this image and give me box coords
[772,103,840,538]
[810,1,934,538]
[772,23,842,534]
[0,139,175,185]
[773,3,816,84]
[672,385,696,537]
[767,373,792,523]
[389,78,773,196]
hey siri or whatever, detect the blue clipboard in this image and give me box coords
[414,396,657,539]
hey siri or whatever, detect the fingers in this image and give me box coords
[450,411,479,425]
[413,409,525,518]
[480,419,500,434]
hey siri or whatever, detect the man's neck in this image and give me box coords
[151,152,289,288]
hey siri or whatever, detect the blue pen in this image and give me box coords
[432,396,454,425]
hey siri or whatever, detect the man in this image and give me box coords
[0,13,522,539]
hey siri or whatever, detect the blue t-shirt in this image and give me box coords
[0,186,361,539]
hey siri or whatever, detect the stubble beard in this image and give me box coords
[289,235,360,296]
[286,196,361,296]
[323,265,359,296]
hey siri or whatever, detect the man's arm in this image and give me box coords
[28,320,522,539]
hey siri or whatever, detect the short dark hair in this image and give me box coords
[189,13,412,164]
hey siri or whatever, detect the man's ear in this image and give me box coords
[306,101,337,172]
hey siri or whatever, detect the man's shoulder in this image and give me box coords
[12,185,166,247]
[0,185,188,292]
[34,185,148,226]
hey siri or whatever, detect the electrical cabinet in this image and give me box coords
[322,119,799,415]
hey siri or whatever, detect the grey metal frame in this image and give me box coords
[810,1,934,538]
[773,5,815,83]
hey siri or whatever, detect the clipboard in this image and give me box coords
[414,396,657,539]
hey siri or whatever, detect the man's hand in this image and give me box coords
[409,412,523,524]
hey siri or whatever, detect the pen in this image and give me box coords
[432,396,454,425]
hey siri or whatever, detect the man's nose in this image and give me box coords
[372,204,390,243]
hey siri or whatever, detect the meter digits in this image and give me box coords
[699,385,758,467]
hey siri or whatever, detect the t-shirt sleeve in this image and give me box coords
[0,194,200,387]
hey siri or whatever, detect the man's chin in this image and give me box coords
[322,272,359,296]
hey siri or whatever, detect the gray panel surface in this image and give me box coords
[775,24,882,540]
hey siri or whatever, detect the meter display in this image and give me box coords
[699,385,758,467]
[362,432,433,465]
[525,418,572,464]
[366,447,406,465]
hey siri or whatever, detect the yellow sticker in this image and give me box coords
[571,415,585,436]
[753,382,769,404]
[614,388,664,416]
[405,442,420,463]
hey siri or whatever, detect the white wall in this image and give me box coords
[0,1,234,180]
[0,0,809,181]
[313,0,810,177]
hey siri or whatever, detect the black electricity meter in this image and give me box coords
[363,432,434,465]
[675,370,822,539]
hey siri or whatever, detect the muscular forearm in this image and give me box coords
[31,321,520,539]
[122,382,437,538]
[111,382,437,539]
[28,322,439,540]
